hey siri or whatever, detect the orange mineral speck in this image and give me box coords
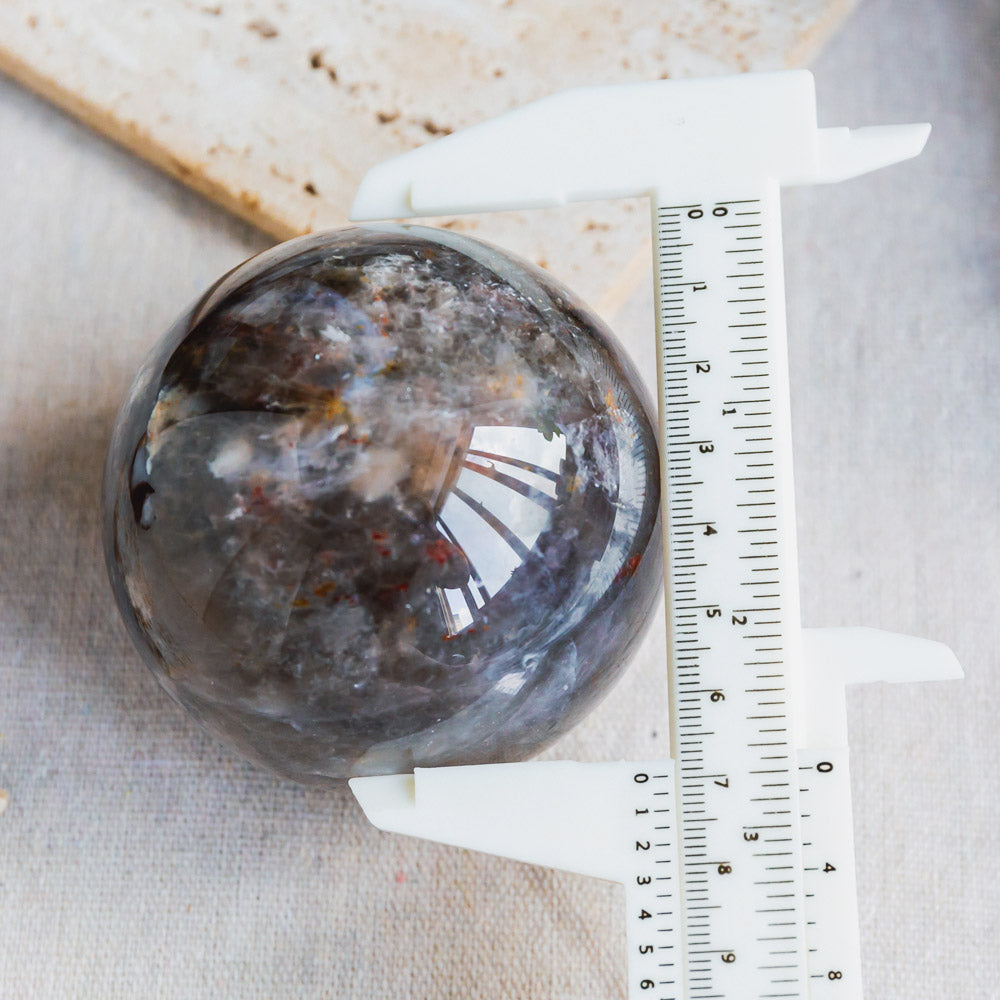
[322,395,347,420]
[249,484,269,510]
[425,538,454,565]
[605,388,623,422]
[615,553,642,583]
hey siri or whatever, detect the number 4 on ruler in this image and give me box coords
[349,72,963,1000]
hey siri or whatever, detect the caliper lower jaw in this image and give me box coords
[351,626,962,872]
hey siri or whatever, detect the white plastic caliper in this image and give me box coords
[348,71,962,1000]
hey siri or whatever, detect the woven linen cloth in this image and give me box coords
[0,0,996,996]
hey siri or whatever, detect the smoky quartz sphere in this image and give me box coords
[103,226,661,783]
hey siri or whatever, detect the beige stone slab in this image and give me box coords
[0,0,856,316]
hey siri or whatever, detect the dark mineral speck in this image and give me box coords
[103,226,661,783]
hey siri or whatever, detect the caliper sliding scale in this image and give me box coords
[348,71,962,1000]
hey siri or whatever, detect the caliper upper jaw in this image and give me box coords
[800,627,963,750]
[350,70,930,223]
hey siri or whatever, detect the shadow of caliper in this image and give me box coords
[348,71,962,1000]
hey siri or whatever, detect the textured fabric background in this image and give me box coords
[0,0,996,997]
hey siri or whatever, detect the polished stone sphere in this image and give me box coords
[103,226,661,783]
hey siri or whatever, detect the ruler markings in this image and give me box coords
[655,193,807,1000]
